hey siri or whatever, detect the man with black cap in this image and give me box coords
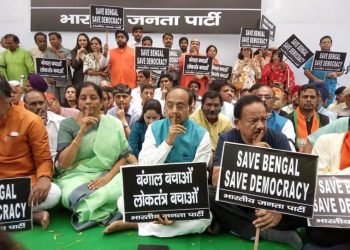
[109,30,136,89]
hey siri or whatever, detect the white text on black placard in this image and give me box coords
[183,55,213,75]
[211,64,232,81]
[0,177,32,232]
[135,47,169,71]
[35,58,68,79]
[279,34,314,68]
[311,51,347,72]
[308,175,350,228]
[216,142,318,218]
[122,162,210,223]
[169,50,181,70]
[90,5,124,30]
[240,28,269,49]
[260,15,276,41]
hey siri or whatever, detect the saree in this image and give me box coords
[57,115,129,229]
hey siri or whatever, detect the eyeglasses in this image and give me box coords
[257,95,274,101]
[165,103,188,111]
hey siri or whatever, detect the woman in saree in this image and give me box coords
[56,82,130,231]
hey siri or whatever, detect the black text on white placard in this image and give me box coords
[0,177,32,232]
[308,175,350,228]
[135,47,170,71]
[183,55,213,75]
[90,5,124,30]
[311,51,347,72]
[35,58,68,79]
[122,162,210,223]
[279,34,314,68]
[216,142,318,218]
[240,28,269,49]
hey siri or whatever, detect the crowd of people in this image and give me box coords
[0,25,350,250]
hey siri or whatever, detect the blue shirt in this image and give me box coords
[213,128,291,167]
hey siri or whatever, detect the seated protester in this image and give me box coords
[56,83,130,231]
[27,74,48,93]
[305,124,350,249]
[248,83,265,95]
[272,87,289,118]
[62,85,78,109]
[239,88,250,98]
[255,85,296,151]
[304,117,350,153]
[188,80,202,110]
[24,90,64,158]
[154,73,173,102]
[211,95,304,249]
[190,90,232,161]
[129,99,163,158]
[105,87,212,236]
[0,76,61,229]
[130,84,155,113]
[101,86,114,114]
[333,86,350,118]
[107,84,141,138]
[282,85,302,114]
[8,80,24,107]
[131,70,151,105]
[45,92,79,118]
[287,84,329,152]
[208,80,235,122]
[327,86,346,113]
[312,82,337,121]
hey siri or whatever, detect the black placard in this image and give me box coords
[216,142,318,218]
[311,51,347,72]
[90,5,124,30]
[135,47,170,71]
[121,162,210,223]
[240,28,269,49]
[279,34,314,68]
[260,15,276,41]
[211,64,232,81]
[169,50,182,70]
[0,177,32,232]
[183,55,213,75]
[35,58,68,79]
[308,175,350,228]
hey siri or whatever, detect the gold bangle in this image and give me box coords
[72,139,80,147]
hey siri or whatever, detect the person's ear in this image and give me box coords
[234,119,240,130]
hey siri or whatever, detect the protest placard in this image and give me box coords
[35,58,68,79]
[240,28,269,49]
[311,51,347,72]
[0,177,32,232]
[169,50,181,70]
[279,34,314,68]
[308,175,350,228]
[211,64,232,81]
[122,162,210,223]
[216,142,318,218]
[90,5,124,30]
[183,55,212,75]
[135,47,170,71]
[260,15,276,41]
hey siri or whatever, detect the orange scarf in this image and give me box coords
[340,131,350,170]
[293,107,320,148]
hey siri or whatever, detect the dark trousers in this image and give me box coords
[209,186,306,240]
[306,227,350,247]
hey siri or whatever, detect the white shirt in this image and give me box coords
[131,86,141,105]
[220,102,234,122]
[138,123,212,165]
[46,111,64,157]
[281,119,297,152]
